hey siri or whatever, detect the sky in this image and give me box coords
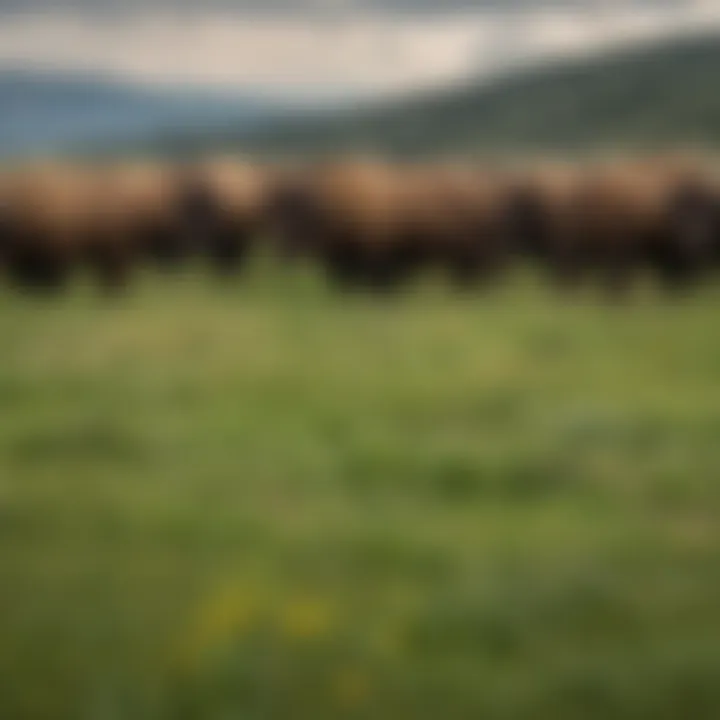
[0,0,719,99]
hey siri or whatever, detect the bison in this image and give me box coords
[175,157,273,278]
[268,158,422,291]
[0,163,93,292]
[503,161,587,289]
[571,158,720,295]
[402,163,514,289]
[102,161,190,272]
[0,162,145,294]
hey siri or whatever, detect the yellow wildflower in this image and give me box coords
[279,597,334,641]
[335,668,371,709]
[176,585,260,671]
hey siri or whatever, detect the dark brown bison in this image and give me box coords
[502,156,720,296]
[104,161,190,271]
[0,168,11,257]
[175,157,272,277]
[268,158,421,291]
[0,164,92,292]
[503,161,587,289]
[402,163,514,289]
[0,163,141,293]
[571,158,720,295]
[265,161,322,262]
[658,161,720,287]
[270,158,516,292]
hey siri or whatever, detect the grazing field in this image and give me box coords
[1,262,720,719]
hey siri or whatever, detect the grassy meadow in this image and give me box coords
[1,260,720,719]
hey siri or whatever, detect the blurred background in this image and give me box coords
[2,3,720,720]
[2,0,720,159]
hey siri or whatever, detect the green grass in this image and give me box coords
[1,262,720,719]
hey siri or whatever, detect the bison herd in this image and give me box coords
[0,154,719,297]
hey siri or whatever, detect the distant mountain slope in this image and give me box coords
[225,32,720,156]
[0,70,278,159]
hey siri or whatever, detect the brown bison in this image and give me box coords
[175,157,272,277]
[1,164,92,292]
[402,163,514,288]
[0,167,11,257]
[571,158,720,295]
[269,158,515,291]
[503,161,587,289]
[0,163,143,293]
[103,161,190,271]
[269,158,421,291]
[503,156,720,296]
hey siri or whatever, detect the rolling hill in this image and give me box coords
[0,70,280,160]
[6,32,720,160]
[217,32,720,157]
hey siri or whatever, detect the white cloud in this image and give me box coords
[0,2,718,98]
